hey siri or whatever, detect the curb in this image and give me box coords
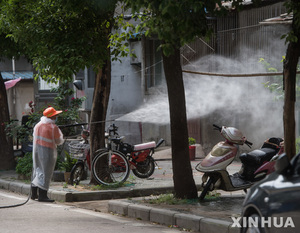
[0,178,175,202]
[0,178,202,202]
[0,180,31,196]
[108,200,239,233]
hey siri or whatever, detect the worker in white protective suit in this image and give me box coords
[31,107,64,202]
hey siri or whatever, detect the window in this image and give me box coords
[38,77,59,90]
[88,67,96,88]
[75,67,96,89]
[145,39,164,90]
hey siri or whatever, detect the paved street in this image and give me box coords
[0,189,182,233]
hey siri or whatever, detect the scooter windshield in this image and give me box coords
[211,145,231,157]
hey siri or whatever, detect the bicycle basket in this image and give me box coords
[68,141,90,159]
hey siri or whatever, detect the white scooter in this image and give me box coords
[196,124,283,200]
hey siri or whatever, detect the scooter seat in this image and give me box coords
[239,147,277,166]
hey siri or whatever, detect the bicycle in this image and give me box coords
[68,128,111,185]
[92,124,164,186]
[91,124,130,186]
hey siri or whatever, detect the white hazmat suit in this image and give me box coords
[31,108,64,202]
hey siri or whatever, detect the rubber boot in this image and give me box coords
[31,186,38,200]
[38,188,54,202]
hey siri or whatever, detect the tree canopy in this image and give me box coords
[0,0,118,170]
[0,0,117,82]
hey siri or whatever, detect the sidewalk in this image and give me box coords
[0,147,244,233]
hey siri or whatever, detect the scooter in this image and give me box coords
[196,124,283,200]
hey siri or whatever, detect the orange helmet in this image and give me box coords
[43,107,62,118]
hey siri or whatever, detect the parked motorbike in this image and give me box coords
[105,124,165,179]
[69,124,165,185]
[196,124,283,200]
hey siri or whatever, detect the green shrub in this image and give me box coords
[5,120,32,144]
[58,151,77,172]
[16,152,33,177]
[188,137,196,145]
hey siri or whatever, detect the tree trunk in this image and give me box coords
[162,47,198,199]
[0,73,15,170]
[283,14,300,161]
[89,53,111,184]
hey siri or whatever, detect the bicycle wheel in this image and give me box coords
[70,162,85,185]
[132,156,155,178]
[92,150,130,186]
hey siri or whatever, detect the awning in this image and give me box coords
[1,71,33,80]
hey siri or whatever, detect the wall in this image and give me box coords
[107,39,170,145]
[107,40,144,144]
[7,81,34,122]
[2,57,34,123]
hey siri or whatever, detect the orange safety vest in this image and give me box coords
[34,123,62,149]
